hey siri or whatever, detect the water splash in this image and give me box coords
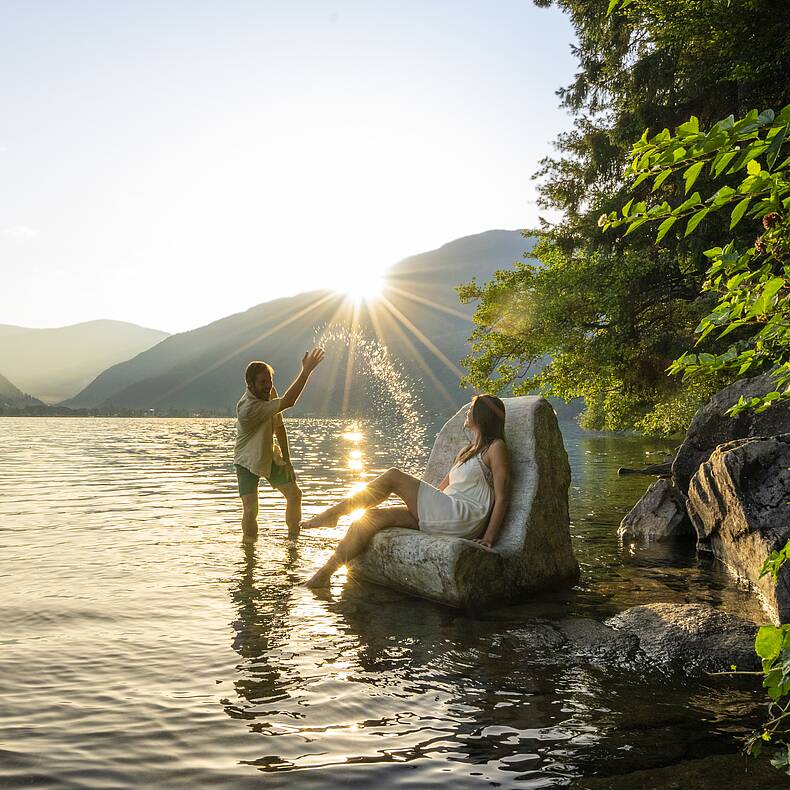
[314,324,428,469]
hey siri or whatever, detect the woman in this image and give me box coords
[303,394,511,588]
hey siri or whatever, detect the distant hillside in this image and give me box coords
[0,325,29,337]
[0,371,44,409]
[0,320,169,403]
[66,230,535,417]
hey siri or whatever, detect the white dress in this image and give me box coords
[417,454,494,539]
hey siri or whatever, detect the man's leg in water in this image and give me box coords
[273,481,303,540]
[236,464,261,538]
[241,492,259,537]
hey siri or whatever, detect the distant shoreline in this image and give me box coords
[0,407,234,418]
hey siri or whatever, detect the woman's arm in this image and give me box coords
[475,441,511,548]
[278,348,325,411]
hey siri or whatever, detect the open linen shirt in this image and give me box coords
[234,386,286,477]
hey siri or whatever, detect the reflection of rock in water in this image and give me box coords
[315,325,428,468]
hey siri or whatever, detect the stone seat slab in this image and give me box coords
[348,396,579,608]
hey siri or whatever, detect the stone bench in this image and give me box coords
[348,396,580,608]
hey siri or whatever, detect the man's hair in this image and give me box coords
[245,360,274,388]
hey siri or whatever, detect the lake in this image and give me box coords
[0,417,769,788]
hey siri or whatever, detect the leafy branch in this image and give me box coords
[601,106,790,415]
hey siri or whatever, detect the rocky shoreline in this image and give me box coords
[618,374,790,624]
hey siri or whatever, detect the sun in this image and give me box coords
[335,269,385,302]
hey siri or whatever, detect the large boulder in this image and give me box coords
[672,373,790,494]
[605,603,760,674]
[618,478,694,542]
[348,396,580,608]
[687,434,790,623]
[500,604,758,676]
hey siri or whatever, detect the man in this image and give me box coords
[234,347,324,540]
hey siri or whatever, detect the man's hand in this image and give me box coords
[301,347,325,373]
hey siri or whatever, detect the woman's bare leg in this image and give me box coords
[305,506,418,588]
[301,468,421,529]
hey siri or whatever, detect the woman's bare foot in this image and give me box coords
[305,566,334,588]
[300,509,340,530]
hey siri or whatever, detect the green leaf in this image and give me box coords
[656,216,678,242]
[734,142,769,172]
[747,159,761,176]
[624,218,648,236]
[763,277,785,303]
[730,197,751,229]
[622,198,634,217]
[713,150,738,176]
[652,168,672,192]
[676,191,702,214]
[713,185,737,206]
[685,207,710,236]
[719,319,746,340]
[677,116,699,136]
[756,626,783,660]
[765,125,788,169]
[684,161,705,194]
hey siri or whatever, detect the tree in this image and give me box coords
[603,106,790,411]
[460,0,790,434]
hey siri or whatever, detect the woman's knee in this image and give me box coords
[380,467,401,485]
[358,510,390,533]
[347,515,375,538]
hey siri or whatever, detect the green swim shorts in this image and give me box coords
[235,462,296,496]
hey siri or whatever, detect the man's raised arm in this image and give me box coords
[277,348,325,412]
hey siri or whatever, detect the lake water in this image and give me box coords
[0,417,770,788]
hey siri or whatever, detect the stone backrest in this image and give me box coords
[350,394,577,607]
[423,395,568,558]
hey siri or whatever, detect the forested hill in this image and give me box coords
[0,371,44,409]
[64,230,534,417]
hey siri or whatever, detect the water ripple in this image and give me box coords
[0,417,767,788]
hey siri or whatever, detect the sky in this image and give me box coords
[0,0,577,333]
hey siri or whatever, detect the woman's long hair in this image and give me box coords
[455,394,506,466]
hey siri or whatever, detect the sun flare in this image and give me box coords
[335,270,386,302]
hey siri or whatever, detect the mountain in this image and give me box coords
[0,325,29,337]
[0,320,170,403]
[65,230,535,417]
[0,370,44,409]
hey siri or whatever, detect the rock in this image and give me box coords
[605,603,760,674]
[348,396,580,608]
[672,373,790,494]
[687,434,790,623]
[569,752,780,790]
[555,617,646,671]
[617,462,672,476]
[618,479,694,542]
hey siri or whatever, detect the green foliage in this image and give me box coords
[603,106,790,413]
[762,542,790,583]
[714,542,790,769]
[458,238,721,436]
[460,0,790,434]
[743,622,790,767]
[606,104,790,769]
